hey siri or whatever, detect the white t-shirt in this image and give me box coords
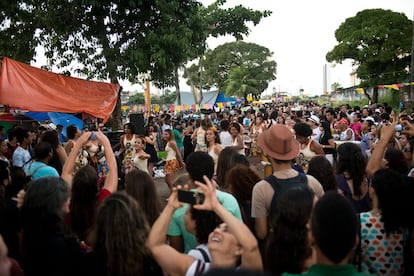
[219,131,232,148]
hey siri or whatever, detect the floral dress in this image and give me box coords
[250,125,263,156]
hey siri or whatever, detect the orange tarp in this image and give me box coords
[0,57,120,122]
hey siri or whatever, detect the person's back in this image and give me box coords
[83,193,163,276]
[21,177,81,276]
[24,142,59,180]
[124,169,162,226]
[252,125,324,240]
[359,169,412,275]
[282,192,371,276]
[219,120,233,148]
[264,187,315,276]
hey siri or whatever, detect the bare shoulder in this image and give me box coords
[306,174,324,197]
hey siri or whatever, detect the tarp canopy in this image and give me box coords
[26,111,83,136]
[215,93,237,103]
[0,57,120,122]
[175,90,219,105]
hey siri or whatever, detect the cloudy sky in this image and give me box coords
[33,1,413,97]
[193,0,414,96]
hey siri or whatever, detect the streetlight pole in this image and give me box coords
[410,10,414,107]
[143,71,151,118]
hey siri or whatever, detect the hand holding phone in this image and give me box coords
[177,190,205,205]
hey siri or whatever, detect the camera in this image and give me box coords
[177,190,205,205]
[395,124,405,132]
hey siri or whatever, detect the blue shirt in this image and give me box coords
[24,161,59,180]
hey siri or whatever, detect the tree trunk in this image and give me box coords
[373,87,379,104]
[107,74,123,131]
[175,68,181,106]
[364,90,372,103]
[198,57,204,105]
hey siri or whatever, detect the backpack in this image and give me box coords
[266,173,308,224]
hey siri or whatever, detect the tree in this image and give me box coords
[331,82,342,92]
[187,41,276,101]
[224,66,259,100]
[182,1,271,104]
[326,9,412,103]
[1,0,205,129]
[0,0,270,128]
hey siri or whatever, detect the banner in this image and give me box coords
[0,57,119,122]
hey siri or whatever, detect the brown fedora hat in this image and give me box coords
[257,125,300,161]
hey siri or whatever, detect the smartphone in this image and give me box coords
[177,190,205,205]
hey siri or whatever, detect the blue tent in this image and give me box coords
[215,93,238,104]
[26,112,83,136]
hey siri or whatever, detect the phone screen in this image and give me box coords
[177,190,204,205]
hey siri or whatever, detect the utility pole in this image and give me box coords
[410,11,414,108]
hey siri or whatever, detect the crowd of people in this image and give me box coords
[0,100,414,275]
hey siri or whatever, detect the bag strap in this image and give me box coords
[266,173,308,218]
[27,163,47,178]
[196,247,210,263]
[194,259,206,276]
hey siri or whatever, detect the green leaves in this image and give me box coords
[201,41,276,96]
[326,9,412,88]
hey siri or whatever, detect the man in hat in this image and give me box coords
[307,115,321,141]
[251,125,324,240]
[337,118,355,141]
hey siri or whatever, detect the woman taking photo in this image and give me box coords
[147,176,262,275]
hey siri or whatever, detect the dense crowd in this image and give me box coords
[1,101,414,276]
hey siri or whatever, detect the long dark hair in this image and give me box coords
[215,148,242,189]
[124,169,162,226]
[372,169,414,233]
[307,156,338,192]
[226,165,261,204]
[70,165,99,241]
[89,193,150,276]
[336,142,366,196]
[21,177,70,273]
[265,187,314,276]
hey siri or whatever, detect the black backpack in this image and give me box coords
[266,173,308,224]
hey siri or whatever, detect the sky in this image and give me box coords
[192,0,414,97]
[33,0,413,97]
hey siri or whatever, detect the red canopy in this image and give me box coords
[0,57,120,122]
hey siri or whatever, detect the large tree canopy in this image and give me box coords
[0,0,270,128]
[326,9,412,90]
[189,41,276,99]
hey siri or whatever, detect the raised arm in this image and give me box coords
[147,188,194,276]
[56,144,67,167]
[61,131,91,187]
[95,131,118,193]
[366,122,395,178]
[194,176,263,271]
